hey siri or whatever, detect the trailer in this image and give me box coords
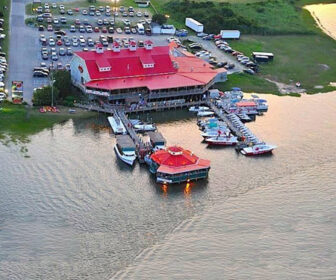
[252,52,274,61]
[220,30,240,39]
[185,18,204,33]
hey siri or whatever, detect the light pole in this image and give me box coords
[50,61,55,107]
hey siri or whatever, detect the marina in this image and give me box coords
[81,87,276,176]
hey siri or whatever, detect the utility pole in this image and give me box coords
[51,61,54,107]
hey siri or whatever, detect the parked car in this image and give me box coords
[51,52,58,61]
[38,25,45,31]
[33,70,48,77]
[67,9,73,15]
[116,27,122,34]
[82,9,88,15]
[59,47,66,56]
[243,68,255,75]
[49,38,55,46]
[102,27,107,33]
[108,27,114,34]
[55,30,66,36]
[94,27,100,33]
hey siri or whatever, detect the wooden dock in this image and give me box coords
[206,100,243,137]
[74,100,206,114]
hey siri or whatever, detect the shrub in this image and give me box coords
[33,86,59,106]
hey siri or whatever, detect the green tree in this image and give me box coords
[152,14,167,25]
[33,86,59,106]
[53,70,72,99]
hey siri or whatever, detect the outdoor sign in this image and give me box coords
[12,81,23,104]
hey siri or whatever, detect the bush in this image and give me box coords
[32,86,59,106]
[63,95,76,107]
[52,70,72,100]
[152,14,167,25]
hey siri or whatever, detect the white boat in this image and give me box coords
[241,142,277,156]
[197,111,214,117]
[108,116,127,134]
[205,135,238,146]
[114,145,136,166]
[114,135,137,166]
[189,106,210,112]
[133,122,156,132]
[201,128,229,138]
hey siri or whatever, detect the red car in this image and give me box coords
[94,27,100,33]
[101,27,107,33]
[74,8,80,12]
[214,34,221,39]
[56,40,63,46]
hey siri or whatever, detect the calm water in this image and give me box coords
[1,92,336,279]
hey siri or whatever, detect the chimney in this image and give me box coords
[95,43,104,54]
[112,41,120,52]
[129,41,137,51]
[144,40,153,50]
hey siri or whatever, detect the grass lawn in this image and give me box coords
[0,102,95,137]
[229,34,336,93]
[215,73,280,94]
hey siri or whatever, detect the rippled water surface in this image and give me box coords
[1,92,336,279]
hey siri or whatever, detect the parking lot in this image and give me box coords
[9,1,245,104]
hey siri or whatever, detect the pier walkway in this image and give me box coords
[206,100,243,137]
[75,100,206,114]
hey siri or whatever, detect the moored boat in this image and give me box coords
[197,111,214,117]
[241,142,277,156]
[114,135,137,166]
[205,135,238,146]
[108,116,127,135]
[189,106,209,112]
[133,122,156,132]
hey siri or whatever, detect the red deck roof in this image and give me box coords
[150,146,210,175]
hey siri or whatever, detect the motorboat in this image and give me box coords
[205,135,238,146]
[114,145,136,165]
[197,111,214,117]
[133,121,156,132]
[236,112,251,122]
[241,142,277,156]
[108,116,127,134]
[114,135,136,166]
[201,128,229,139]
[189,106,210,112]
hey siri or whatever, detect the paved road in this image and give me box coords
[9,0,48,103]
[188,35,246,74]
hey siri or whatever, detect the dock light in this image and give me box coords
[165,14,170,18]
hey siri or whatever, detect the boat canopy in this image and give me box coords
[116,135,136,151]
[148,131,166,146]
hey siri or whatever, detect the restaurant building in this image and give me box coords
[70,41,226,105]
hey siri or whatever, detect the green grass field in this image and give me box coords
[230,34,336,93]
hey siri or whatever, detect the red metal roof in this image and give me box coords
[76,46,176,80]
[150,146,210,175]
[76,45,226,91]
[236,101,257,107]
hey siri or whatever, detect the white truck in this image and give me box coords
[220,30,240,39]
[137,23,145,35]
[185,18,203,33]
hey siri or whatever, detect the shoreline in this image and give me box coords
[305,4,336,41]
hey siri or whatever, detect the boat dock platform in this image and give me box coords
[75,100,206,114]
[206,100,244,138]
[206,100,260,145]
